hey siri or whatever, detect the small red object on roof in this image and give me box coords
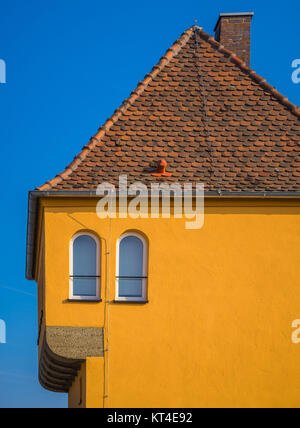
[151,159,172,177]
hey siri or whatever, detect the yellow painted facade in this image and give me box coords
[35,197,300,408]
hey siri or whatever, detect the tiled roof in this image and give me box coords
[37,26,300,193]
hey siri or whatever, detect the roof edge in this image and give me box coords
[196,27,300,119]
[29,190,300,198]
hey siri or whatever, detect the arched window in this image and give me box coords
[69,232,100,301]
[116,232,148,302]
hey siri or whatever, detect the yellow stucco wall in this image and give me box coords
[37,197,300,408]
[68,358,104,408]
[68,362,86,408]
[85,357,104,408]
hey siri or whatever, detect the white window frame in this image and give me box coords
[115,232,148,302]
[69,232,100,301]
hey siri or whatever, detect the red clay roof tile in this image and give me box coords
[37,26,300,193]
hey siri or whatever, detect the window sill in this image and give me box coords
[113,300,149,304]
[66,299,102,303]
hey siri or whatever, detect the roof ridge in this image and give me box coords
[37,27,194,191]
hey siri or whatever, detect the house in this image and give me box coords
[26,12,300,408]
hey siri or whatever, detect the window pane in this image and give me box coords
[73,235,97,276]
[73,277,97,297]
[118,279,143,297]
[119,236,143,277]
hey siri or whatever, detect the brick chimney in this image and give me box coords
[214,12,254,66]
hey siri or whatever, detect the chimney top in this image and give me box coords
[214,12,254,31]
[214,12,254,67]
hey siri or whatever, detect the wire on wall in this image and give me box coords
[194,26,222,195]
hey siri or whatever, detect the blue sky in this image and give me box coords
[0,0,299,408]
